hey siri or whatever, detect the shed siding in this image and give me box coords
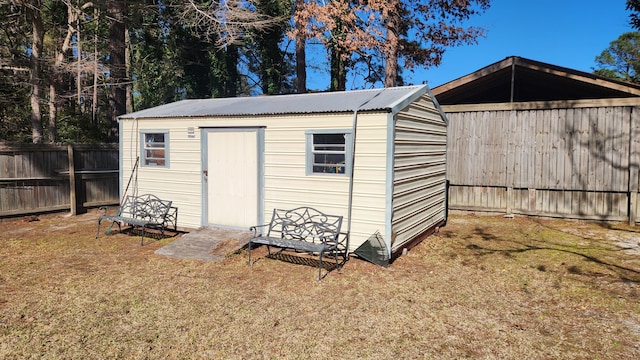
[120,112,389,251]
[391,97,448,252]
[120,120,203,228]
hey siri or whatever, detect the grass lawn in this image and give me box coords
[1,210,639,359]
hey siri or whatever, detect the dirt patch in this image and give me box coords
[616,239,640,255]
[2,226,37,236]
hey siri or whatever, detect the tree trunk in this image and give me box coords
[384,1,400,88]
[125,27,133,113]
[329,15,347,92]
[92,7,99,125]
[329,44,346,91]
[76,7,82,109]
[258,28,283,95]
[108,0,127,141]
[295,0,306,93]
[48,83,57,143]
[47,5,76,143]
[225,45,239,97]
[27,3,44,143]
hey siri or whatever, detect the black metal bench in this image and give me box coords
[95,194,177,245]
[247,207,348,280]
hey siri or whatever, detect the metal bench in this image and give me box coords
[95,194,177,245]
[247,207,348,280]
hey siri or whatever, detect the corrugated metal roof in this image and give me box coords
[120,85,429,119]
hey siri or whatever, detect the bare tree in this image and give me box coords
[181,0,278,48]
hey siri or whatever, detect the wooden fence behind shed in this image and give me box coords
[0,144,119,217]
[443,99,640,223]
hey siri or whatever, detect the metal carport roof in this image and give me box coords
[431,56,640,105]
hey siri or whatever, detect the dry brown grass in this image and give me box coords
[1,210,639,359]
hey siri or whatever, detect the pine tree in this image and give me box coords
[594,32,640,83]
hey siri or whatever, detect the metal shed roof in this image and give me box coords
[120,85,430,119]
[432,56,640,105]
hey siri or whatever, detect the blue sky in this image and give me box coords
[307,0,634,90]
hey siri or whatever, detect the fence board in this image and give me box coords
[514,110,525,188]
[578,109,589,191]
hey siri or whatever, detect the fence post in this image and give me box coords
[68,144,77,215]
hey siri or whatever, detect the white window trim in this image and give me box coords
[305,129,353,176]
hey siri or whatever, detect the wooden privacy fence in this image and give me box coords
[444,101,640,224]
[0,143,119,217]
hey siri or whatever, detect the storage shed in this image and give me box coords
[118,85,448,258]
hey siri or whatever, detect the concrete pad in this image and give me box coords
[155,227,253,262]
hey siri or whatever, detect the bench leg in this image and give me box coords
[95,219,102,239]
[96,219,123,238]
[318,249,325,281]
[140,226,146,245]
[247,241,252,266]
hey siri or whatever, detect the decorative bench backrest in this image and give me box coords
[267,207,343,245]
[120,194,173,224]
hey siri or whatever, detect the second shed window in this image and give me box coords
[306,130,352,176]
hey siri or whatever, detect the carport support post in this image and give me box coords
[68,144,77,215]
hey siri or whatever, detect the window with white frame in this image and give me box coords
[141,131,169,167]
[306,130,352,176]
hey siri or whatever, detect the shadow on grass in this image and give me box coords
[463,224,640,284]
[256,252,342,280]
[442,226,500,242]
[471,226,500,241]
[595,220,640,234]
[115,226,180,244]
[265,252,340,272]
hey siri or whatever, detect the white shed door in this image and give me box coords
[206,130,259,228]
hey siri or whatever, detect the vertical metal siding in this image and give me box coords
[391,96,448,252]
